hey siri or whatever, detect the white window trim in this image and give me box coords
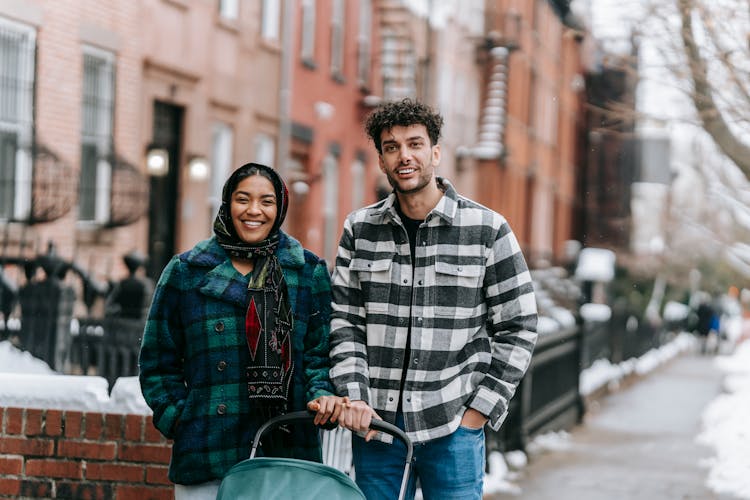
[210,122,234,231]
[253,132,276,167]
[323,152,339,263]
[80,45,116,224]
[219,0,239,20]
[357,0,372,86]
[0,16,36,220]
[300,0,316,61]
[261,0,281,41]
[330,0,344,76]
[351,157,365,210]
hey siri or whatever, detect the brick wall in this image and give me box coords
[0,407,174,499]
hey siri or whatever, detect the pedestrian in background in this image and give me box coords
[329,98,539,499]
[696,296,718,355]
[139,163,345,500]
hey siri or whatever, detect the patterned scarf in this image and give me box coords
[213,163,293,409]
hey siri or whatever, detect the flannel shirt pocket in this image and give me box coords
[350,256,394,313]
[434,260,483,318]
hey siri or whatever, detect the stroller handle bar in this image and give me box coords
[251,410,413,463]
[250,410,414,500]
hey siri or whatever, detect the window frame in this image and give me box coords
[356,0,372,87]
[330,0,345,80]
[218,0,239,21]
[0,16,36,221]
[78,44,116,225]
[300,0,316,64]
[261,0,281,41]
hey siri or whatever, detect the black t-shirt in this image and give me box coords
[395,203,423,411]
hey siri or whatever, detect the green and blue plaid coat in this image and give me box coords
[139,233,334,485]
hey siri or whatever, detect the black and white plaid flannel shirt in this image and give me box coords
[330,178,538,443]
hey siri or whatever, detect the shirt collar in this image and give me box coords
[374,177,458,225]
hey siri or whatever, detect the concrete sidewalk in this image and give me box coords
[487,352,740,500]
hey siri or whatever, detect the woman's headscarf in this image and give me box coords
[213,162,289,258]
[213,163,294,412]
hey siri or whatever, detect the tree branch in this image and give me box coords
[678,0,750,177]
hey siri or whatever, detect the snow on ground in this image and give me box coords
[697,339,750,500]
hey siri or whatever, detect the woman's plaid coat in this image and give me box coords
[139,233,334,485]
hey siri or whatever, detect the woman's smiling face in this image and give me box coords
[230,174,278,244]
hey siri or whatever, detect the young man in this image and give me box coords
[329,98,538,499]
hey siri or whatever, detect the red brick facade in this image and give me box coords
[0,407,173,500]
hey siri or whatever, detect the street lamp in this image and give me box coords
[187,155,210,181]
[146,147,169,177]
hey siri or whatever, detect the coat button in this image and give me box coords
[217,404,227,415]
[214,322,225,333]
[217,361,227,371]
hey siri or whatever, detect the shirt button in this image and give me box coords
[216,404,227,415]
[406,397,411,403]
[421,241,426,246]
[403,279,408,284]
[413,359,418,365]
[457,266,463,272]
[214,322,224,333]
[388,396,394,402]
[416,317,423,324]
[217,361,227,371]
[418,280,423,285]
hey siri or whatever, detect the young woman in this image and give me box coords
[139,163,344,499]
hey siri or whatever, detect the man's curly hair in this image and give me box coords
[365,98,444,154]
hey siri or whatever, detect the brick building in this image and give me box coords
[474,0,586,265]
[284,0,384,264]
[0,0,287,286]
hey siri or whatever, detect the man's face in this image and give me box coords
[378,124,440,195]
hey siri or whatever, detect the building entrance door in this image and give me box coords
[147,101,183,279]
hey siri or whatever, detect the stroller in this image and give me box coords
[217,411,413,500]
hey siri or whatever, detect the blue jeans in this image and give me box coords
[352,413,485,500]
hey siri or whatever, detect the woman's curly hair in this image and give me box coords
[365,98,444,154]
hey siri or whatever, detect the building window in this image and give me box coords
[300,0,316,63]
[351,155,365,210]
[218,0,239,20]
[330,0,344,79]
[0,18,35,221]
[210,122,233,228]
[357,0,372,87]
[79,47,115,224]
[323,151,339,264]
[261,0,280,41]
[254,133,275,167]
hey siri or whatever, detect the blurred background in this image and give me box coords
[0,0,748,440]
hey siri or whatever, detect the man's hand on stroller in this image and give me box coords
[307,395,350,427]
[338,400,381,442]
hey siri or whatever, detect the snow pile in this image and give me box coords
[579,332,696,396]
[0,340,150,415]
[0,341,56,375]
[697,340,750,500]
[483,451,523,496]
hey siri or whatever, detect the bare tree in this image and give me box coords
[676,0,750,180]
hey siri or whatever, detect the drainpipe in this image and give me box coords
[277,0,295,179]
[423,0,433,103]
